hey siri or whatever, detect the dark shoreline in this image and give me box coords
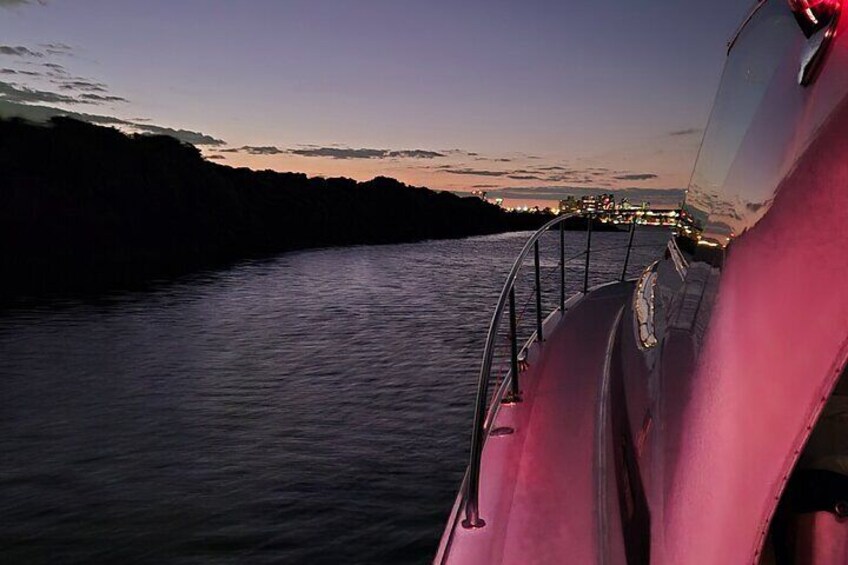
[0,117,615,299]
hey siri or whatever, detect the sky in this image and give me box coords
[0,0,754,207]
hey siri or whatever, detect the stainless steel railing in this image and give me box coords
[460,212,645,529]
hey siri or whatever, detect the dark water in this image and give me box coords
[0,229,667,564]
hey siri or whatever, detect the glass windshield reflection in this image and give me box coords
[684,0,802,248]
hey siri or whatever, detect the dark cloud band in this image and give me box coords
[289,146,445,160]
[0,45,43,57]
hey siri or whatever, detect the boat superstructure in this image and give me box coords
[436,1,848,563]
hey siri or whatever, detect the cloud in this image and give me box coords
[442,168,510,177]
[0,81,78,104]
[78,93,128,103]
[0,80,128,106]
[0,45,43,57]
[668,127,702,137]
[42,62,67,76]
[1,68,40,76]
[0,0,46,7]
[436,164,599,184]
[130,123,224,146]
[207,154,227,160]
[40,43,72,55]
[290,147,388,159]
[387,149,445,159]
[288,146,445,160]
[507,174,543,180]
[0,98,226,146]
[430,161,663,187]
[613,173,658,181]
[57,80,108,93]
[242,145,284,155]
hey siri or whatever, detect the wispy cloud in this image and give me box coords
[0,45,43,58]
[668,127,702,137]
[613,173,658,181]
[40,43,72,55]
[1,68,40,76]
[533,166,571,172]
[0,52,129,107]
[0,0,46,8]
[288,146,446,160]
[129,122,224,146]
[290,147,387,159]
[0,80,126,105]
[242,145,284,155]
[442,168,509,177]
[0,81,78,104]
[78,93,128,103]
[0,98,226,146]
[43,62,66,73]
[57,80,108,93]
[424,161,665,188]
[388,149,445,159]
[507,174,543,180]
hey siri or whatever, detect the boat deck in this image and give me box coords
[439,282,632,564]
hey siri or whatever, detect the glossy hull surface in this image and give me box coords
[438,1,848,562]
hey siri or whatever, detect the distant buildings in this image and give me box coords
[491,191,687,229]
[555,193,685,228]
[559,193,621,214]
[558,196,580,214]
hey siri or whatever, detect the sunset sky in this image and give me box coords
[0,0,753,206]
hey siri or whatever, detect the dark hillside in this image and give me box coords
[0,117,602,295]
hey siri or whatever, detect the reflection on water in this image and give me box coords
[0,230,667,564]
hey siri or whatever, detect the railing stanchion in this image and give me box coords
[534,240,543,342]
[457,212,672,536]
[584,214,593,293]
[507,286,521,402]
[462,213,584,531]
[560,220,565,312]
[621,218,636,281]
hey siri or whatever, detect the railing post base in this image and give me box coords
[461,517,486,530]
[502,391,523,405]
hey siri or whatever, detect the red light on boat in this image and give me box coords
[789,0,841,36]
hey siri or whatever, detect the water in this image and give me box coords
[0,229,667,564]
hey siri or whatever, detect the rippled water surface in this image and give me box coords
[0,229,667,564]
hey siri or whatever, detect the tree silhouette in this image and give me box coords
[0,117,606,296]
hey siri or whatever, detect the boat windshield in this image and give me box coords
[683,0,803,248]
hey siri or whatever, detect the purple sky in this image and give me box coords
[0,0,753,206]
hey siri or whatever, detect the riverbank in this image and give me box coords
[0,117,613,295]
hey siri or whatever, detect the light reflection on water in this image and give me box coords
[0,229,667,564]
